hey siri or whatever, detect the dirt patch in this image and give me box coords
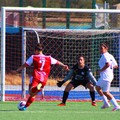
[5,73,68,86]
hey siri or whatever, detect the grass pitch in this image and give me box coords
[0,101,120,120]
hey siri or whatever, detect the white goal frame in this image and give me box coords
[1,7,120,101]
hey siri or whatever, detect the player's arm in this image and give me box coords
[11,63,28,74]
[50,57,69,70]
[57,69,74,87]
[112,57,118,69]
[113,65,118,69]
[12,56,32,74]
[87,71,97,86]
[16,63,28,73]
[63,69,74,82]
[98,62,110,73]
[57,61,69,70]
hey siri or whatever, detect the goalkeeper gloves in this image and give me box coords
[57,81,65,87]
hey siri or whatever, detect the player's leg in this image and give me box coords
[96,82,111,109]
[24,81,40,109]
[29,76,43,95]
[22,80,44,111]
[41,88,44,100]
[86,82,97,106]
[30,82,42,92]
[102,81,120,111]
[31,73,47,94]
[58,82,74,106]
[30,74,46,95]
[103,91,120,111]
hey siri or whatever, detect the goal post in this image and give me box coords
[1,7,6,101]
[21,28,41,99]
[1,7,120,102]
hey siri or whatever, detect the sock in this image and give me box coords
[25,96,35,108]
[62,91,69,104]
[102,95,109,105]
[31,87,38,93]
[110,97,119,107]
[89,91,95,102]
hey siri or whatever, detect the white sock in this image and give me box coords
[110,97,119,107]
[102,95,109,105]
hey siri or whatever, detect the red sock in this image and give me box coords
[31,87,38,93]
[25,96,35,108]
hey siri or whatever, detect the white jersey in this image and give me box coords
[98,52,117,82]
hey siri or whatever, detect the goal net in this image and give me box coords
[0,7,120,102]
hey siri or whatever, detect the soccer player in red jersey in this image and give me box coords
[14,43,69,111]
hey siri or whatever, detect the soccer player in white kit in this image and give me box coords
[96,42,120,111]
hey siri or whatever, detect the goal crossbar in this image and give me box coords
[1,7,120,13]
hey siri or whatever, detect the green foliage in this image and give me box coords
[97,0,120,5]
[0,0,119,8]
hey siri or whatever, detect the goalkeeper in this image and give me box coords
[57,55,97,106]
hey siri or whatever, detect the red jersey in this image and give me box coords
[25,54,58,84]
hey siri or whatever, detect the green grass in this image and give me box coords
[0,101,120,120]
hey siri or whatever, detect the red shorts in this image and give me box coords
[30,72,48,89]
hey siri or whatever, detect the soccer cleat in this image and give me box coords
[91,101,97,106]
[19,106,27,111]
[57,103,66,106]
[37,83,42,90]
[101,104,110,109]
[112,106,120,111]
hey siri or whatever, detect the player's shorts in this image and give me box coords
[30,73,48,89]
[96,79,111,92]
[70,79,90,88]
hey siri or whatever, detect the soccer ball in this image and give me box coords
[17,101,26,110]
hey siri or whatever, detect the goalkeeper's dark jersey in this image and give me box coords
[72,63,92,82]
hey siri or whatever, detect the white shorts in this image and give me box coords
[96,79,111,92]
